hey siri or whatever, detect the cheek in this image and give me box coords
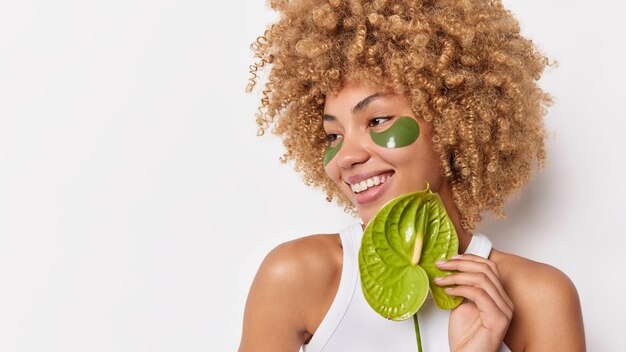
[323,141,344,186]
[378,137,438,177]
[400,143,444,186]
[324,162,342,186]
[378,147,417,169]
[323,140,343,166]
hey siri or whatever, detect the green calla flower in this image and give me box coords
[358,186,463,322]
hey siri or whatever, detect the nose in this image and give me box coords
[336,132,371,169]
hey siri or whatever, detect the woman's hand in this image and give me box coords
[434,254,514,352]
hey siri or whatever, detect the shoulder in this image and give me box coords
[491,250,585,351]
[239,233,343,352]
[262,233,343,281]
[253,234,344,308]
[492,249,578,297]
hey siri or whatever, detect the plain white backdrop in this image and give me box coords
[0,0,624,351]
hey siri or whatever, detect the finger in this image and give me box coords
[454,254,502,279]
[434,273,513,320]
[445,285,511,330]
[437,258,513,310]
[437,258,501,290]
[453,255,514,310]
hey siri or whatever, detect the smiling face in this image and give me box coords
[323,83,448,224]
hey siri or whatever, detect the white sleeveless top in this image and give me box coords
[302,222,511,352]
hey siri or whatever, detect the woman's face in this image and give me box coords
[323,82,446,224]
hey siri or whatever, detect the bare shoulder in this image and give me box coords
[239,233,342,352]
[491,249,585,351]
[263,233,343,284]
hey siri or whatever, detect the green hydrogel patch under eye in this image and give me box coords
[370,116,420,148]
[323,140,343,166]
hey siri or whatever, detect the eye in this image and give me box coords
[325,133,340,142]
[368,116,392,127]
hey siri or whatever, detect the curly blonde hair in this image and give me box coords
[247,0,552,230]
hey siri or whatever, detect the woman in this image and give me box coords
[239,0,585,351]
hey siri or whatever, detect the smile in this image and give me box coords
[350,174,391,193]
[344,171,395,194]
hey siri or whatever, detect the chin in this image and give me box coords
[356,205,381,226]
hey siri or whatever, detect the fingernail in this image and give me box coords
[451,254,462,259]
[434,276,443,282]
[445,287,453,293]
[436,260,447,266]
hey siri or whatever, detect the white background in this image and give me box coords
[0,0,624,351]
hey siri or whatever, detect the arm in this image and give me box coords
[238,243,309,352]
[238,235,341,352]
[504,260,585,351]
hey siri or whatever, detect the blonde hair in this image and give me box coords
[247,0,552,230]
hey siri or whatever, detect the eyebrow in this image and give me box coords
[322,92,391,122]
[352,92,389,114]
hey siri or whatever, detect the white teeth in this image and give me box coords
[349,174,392,193]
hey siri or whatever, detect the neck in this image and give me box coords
[437,178,473,254]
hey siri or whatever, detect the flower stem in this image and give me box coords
[413,313,423,352]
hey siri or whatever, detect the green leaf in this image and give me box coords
[358,188,463,321]
[419,194,464,310]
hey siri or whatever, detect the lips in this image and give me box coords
[346,172,395,205]
[344,170,395,185]
[349,173,392,193]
